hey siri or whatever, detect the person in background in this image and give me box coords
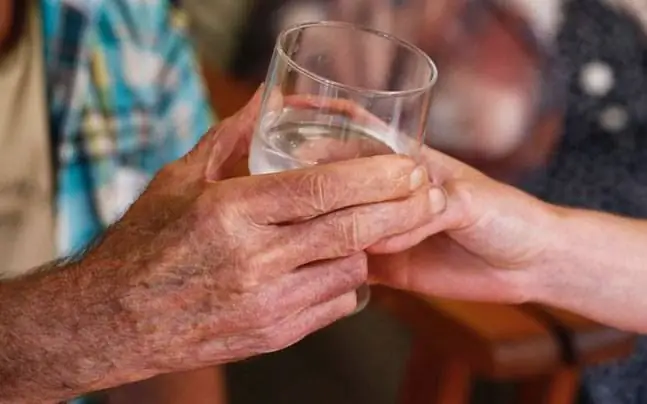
[516,1,647,402]
[0,0,225,402]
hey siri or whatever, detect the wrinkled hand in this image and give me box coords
[82,88,436,380]
[368,145,560,303]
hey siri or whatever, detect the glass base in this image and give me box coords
[352,283,371,315]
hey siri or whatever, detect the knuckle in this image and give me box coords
[341,213,363,252]
[236,254,268,286]
[229,242,281,292]
[344,252,368,282]
[198,186,242,232]
[232,270,261,292]
[225,253,262,291]
[294,170,338,215]
[327,212,363,255]
[347,254,368,285]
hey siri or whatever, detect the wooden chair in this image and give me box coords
[371,286,635,404]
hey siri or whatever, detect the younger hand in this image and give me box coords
[368,145,559,303]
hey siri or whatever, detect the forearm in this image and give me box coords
[536,207,647,332]
[0,260,145,403]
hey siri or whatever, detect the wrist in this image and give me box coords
[57,258,155,394]
[522,205,647,331]
[514,201,573,306]
[525,204,614,309]
[0,260,147,402]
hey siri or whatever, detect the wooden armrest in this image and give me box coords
[371,286,561,379]
[523,304,636,366]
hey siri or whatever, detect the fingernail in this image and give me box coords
[409,166,427,190]
[429,186,447,215]
[351,285,371,315]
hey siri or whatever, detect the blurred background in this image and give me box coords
[3,0,647,403]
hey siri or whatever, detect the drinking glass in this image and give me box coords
[248,21,438,312]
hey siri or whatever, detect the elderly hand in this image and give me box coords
[80,89,435,383]
[367,145,558,304]
[0,87,438,404]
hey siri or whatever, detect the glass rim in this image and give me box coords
[275,21,439,98]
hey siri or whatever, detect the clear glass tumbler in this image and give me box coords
[249,21,438,312]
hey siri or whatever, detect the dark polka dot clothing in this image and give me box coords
[521,0,647,402]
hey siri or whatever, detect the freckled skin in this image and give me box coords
[0,89,434,404]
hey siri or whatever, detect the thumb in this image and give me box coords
[367,185,452,254]
[200,85,264,179]
[185,84,282,181]
[368,146,485,254]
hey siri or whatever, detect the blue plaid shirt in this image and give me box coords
[41,0,214,256]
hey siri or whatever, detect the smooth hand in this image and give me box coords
[368,145,560,304]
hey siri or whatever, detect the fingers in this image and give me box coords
[150,86,269,190]
[368,179,479,254]
[255,253,366,322]
[195,256,362,363]
[291,134,394,163]
[261,291,358,354]
[181,85,283,181]
[281,185,436,269]
[368,185,449,254]
[189,85,263,163]
[197,291,357,363]
[368,236,523,303]
[283,95,389,131]
[363,146,486,255]
[204,87,283,181]
[232,155,428,224]
[418,144,479,185]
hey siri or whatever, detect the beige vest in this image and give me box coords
[0,1,55,279]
